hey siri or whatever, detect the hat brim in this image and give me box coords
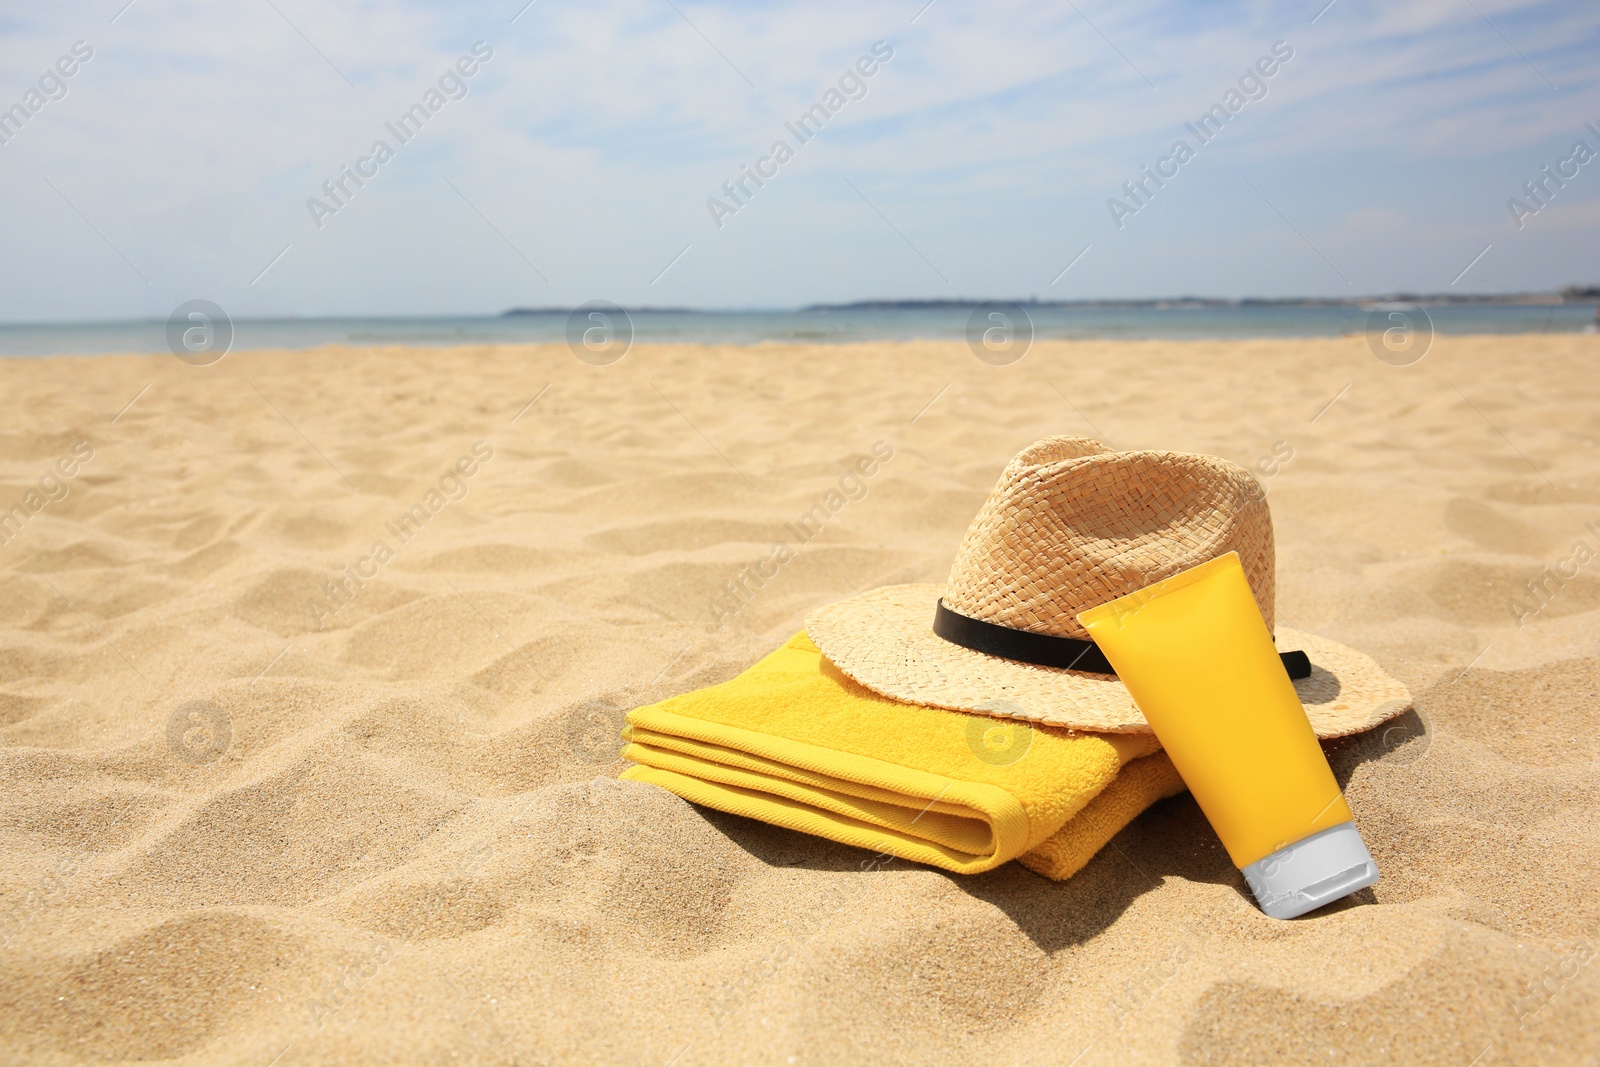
[806,584,1411,738]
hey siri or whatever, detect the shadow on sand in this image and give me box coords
[692,710,1418,952]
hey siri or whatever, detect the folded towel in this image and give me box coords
[1017,748,1185,879]
[620,632,1187,878]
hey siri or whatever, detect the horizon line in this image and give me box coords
[3,286,1597,329]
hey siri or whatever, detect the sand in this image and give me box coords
[0,333,1597,1066]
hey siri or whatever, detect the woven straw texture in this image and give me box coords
[942,436,1275,640]
[806,436,1412,736]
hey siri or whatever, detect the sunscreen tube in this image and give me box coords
[1078,552,1378,919]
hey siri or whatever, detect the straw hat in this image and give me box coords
[806,436,1411,737]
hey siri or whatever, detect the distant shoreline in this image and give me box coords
[502,287,1599,315]
[3,302,1594,357]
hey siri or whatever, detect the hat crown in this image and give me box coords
[942,436,1275,640]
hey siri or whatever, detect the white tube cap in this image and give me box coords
[1241,822,1378,920]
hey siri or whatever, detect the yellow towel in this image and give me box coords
[621,632,1187,878]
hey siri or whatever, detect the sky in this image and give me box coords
[0,0,1596,321]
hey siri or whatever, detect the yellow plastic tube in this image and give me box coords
[1078,552,1378,919]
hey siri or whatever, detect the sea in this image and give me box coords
[0,303,1594,357]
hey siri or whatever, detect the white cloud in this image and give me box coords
[0,0,1596,319]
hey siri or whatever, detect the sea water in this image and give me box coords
[0,303,1593,358]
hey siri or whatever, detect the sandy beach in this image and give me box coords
[1,333,1597,1066]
